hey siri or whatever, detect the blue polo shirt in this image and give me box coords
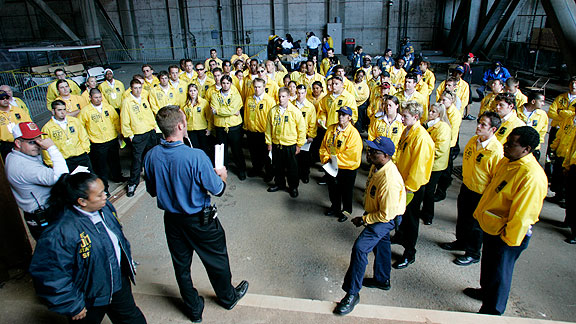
[144,139,224,214]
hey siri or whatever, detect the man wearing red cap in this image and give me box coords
[5,122,69,239]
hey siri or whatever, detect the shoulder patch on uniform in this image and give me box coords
[495,180,507,193]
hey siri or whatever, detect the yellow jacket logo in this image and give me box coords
[79,232,92,259]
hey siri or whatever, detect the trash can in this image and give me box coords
[344,38,355,56]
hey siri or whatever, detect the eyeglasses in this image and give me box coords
[258,70,266,73]
[196,68,205,71]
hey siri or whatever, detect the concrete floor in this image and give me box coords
[1,63,575,323]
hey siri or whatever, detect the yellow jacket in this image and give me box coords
[244,78,280,103]
[550,116,576,158]
[204,57,223,69]
[512,90,528,110]
[367,78,381,94]
[52,95,88,113]
[394,90,429,122]
[244,93,276,133]
[367,86,396,119]
[474,154,547,246]
[318,90,358,127]
[0,105,32,142]
[149,86,180,114]
[320,58,332,76]
[120,95,157,138]
[11,97,30,116]
[518,108,549,149]
[495,111,525,144]
[354,80,370,106]
[142,76,159,92]
[210,90,243,128]
[363,162,407,224]
[179,71,197,84]
[367,114,404,159]
[462,135,504,194]
[47,79,81,108]
[446,104,462,147]
[122,88,150,103]
[98,80,125,109]
[169,80,188,107]
[293,98,317,138]
[306,92,325,113]
[265,103,307,147]
[479,92,499,115]
[192,77,216,99]
[81,90,109,107]
[181,97,211,131]
[269,71,287,87]
[242,74,259,100]
[343,78,355,95]
[548,92,576,127]
[387,67,406,89]
[415,80,430,97]
[319,123,362,170]
[426,120,451,171]
[436,79,470,112]
[77,103,120,143]
[231,53,250,65]
[395,123,435,192]
[300,73,327,97]
[422,70,436,96]
[41,117,90,161]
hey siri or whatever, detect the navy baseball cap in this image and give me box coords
[366,136,395,156]
[454,66,465,74]
[337,106,353,116]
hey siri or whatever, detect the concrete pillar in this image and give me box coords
[466,0,482,47]
[117,0,137,49]
[79,0,101,43]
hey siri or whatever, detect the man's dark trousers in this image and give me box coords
[129,130,157,186]
[456,184,483,259]
[479,233,530,315]
[342,216,401,295]
[164,212,236,316]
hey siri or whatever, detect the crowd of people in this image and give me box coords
[0,41,573,322]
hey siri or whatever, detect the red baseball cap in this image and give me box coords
[468,53,475,59]
[12,122,45,140]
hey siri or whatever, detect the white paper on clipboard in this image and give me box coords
[322,155,338,177]
[215,144,225,169]
[300,141,311,152]
[268,149,272,162]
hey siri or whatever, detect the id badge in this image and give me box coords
[110,92,117,99]
[6,122,15,134]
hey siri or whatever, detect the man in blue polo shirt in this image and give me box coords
[143,105,248,323]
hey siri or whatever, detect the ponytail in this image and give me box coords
[46,173,99,219]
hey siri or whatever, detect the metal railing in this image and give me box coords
[22,81,51,121]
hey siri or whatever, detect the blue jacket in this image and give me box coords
[348,52,366,69]
[483,67,511,84]
[29,201,135,317]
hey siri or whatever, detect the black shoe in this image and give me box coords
[363,278,391,290]
[433,191,446,202]
[267,185,285,192]
[289,188,299,198]
[565,237,576,244]
[453,255,480,266]
[439,241,465,251]
[324,209,336,216]
[238,172,247,181]
[463,114,476,120]
[317,176,328,185]
[337,214,348,222]
[126,184,137,197]
[423,218,432,225]
[333,293,359,316]
[463,287,483,301]
[185,296,204,323]
[392,256,415,269]
[301,177,309,184]
[221,280,249,310]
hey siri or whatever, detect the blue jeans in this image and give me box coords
[342,217,401,295]
[479,233,531,315]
